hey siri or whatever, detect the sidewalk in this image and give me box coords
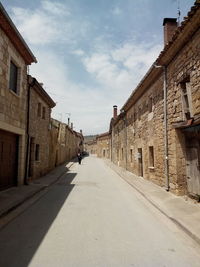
[105,159,200,246]
[0,160,75,219]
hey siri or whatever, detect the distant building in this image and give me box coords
[49,119,84,169]
[96,132,110,158]
[26,76,56,181]
[85,140,97,155]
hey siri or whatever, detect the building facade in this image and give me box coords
[0,4,36,190]
[99,2,200,198]
[49,119,84,169]
[26,76,56,181]
[85,140,97,155]
[96,132,110,158]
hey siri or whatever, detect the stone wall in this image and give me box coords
[28,87,52,179]
[85,140,97,155]
[0,27,28,185]
[49,119,83,169]
[100,4,200,197]
[166,27,200,194]
[96,134,110,158]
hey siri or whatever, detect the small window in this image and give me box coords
[121,148,124,160]
[117,149,119,160]
[138,107,141,120]
[181,80,192,120]
[148,96,153,113]
[9,61,18,93]
[130,149,133,163]
[37,103,41,117]
[149,146,154,167]
[35,144,40,161]
[42,107,46,119]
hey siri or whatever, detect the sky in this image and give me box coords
[1,0,195,135]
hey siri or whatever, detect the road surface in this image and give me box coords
[0,156,200,267]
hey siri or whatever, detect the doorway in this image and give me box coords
[185,137,200,196]
[0,130,18,190]
[138,148,143,177]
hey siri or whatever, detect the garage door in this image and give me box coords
[0,130,18,190]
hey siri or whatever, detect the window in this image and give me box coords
[149,146,154,167]
[9,61,18,93]
[37,103,41,117]
[138,106,141,120]
[148,96,153,113]
[181,80,192,120]
[121,148,124,160]
[130,149,133,163]
[35,144,40,161]
[42,107,46,119]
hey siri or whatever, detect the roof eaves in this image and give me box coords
[0,3,37,64]
[122,2,200,112]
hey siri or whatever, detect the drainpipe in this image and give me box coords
[163,66,169,191]
[154,64,169,191]
[24,77,35,185]
[122,111,128,170]
[110,131,113,162]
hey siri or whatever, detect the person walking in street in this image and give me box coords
[77,152,82,164]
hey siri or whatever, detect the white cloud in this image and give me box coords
[41,1,71,16]
[29,49,112,135]
[11,1,72,45]
[111,43,162,70]
[71,49,85,56]
[10,1,162,135]
[112,7,122,15]
[82,41,162,100]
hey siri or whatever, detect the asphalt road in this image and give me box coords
[0,156,200,267]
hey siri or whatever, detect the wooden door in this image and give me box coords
[186,137,200,196]
[0,130,18,190]
[138,148,143,177]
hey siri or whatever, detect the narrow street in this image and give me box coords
[0,156,200,267]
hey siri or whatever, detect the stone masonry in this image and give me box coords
[96,2,200,198]
[0,3,36,189]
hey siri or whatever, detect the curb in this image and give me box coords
[106,160,200,246]
[0,161,75,220]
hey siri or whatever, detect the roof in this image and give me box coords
[74,131,84,139]
[86,140,97,145]
[122,1,200,112]
[163,18,177,25]
[96,132,110,139]
[28,75,56,108]
[0,3,37,64]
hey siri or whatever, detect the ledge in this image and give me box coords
[148,166,155,170]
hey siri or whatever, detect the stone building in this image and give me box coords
[49,119,84,168]
[96,132,110,158]
[0,3,36,190]
[25,76,56,181]
[102,2,200,198]
[85,140,97,155]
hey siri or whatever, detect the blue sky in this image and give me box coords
[1,0,195,135]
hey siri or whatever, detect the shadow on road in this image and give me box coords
[0,171,77,267]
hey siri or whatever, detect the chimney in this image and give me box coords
[68,117,70,126]
[163,18,177,46]
[80,130,83,135]
[71,122,73,130]
[113,105,118,119]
